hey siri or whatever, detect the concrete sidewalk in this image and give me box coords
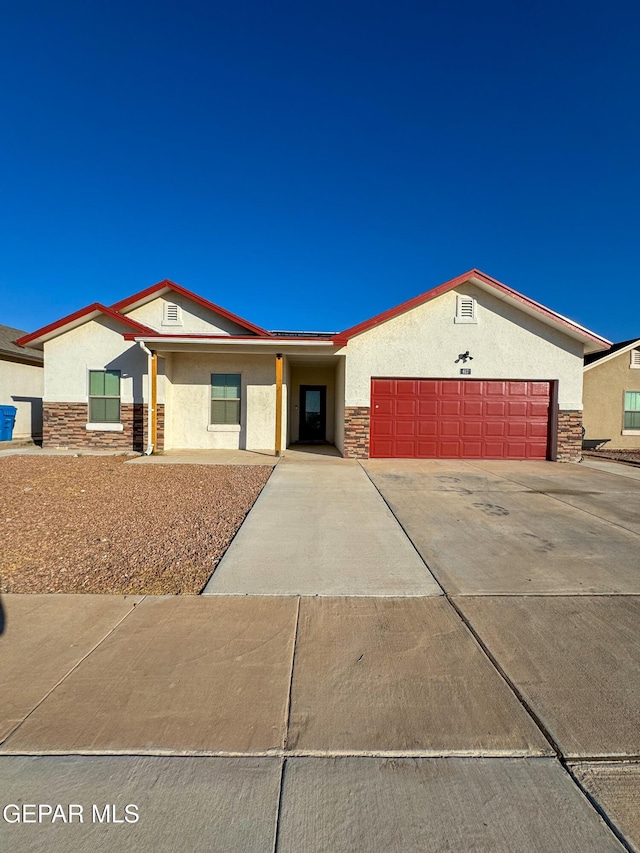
[203,453,441,596]
[0,593,634,852]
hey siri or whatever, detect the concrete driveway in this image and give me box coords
[1,454,639,852]
[363,458,640,594]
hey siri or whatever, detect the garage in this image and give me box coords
[370,378,552,459]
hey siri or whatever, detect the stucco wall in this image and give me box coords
[344,284,585,410]
[289,363,336,444]
[0,360,43,440]
[167,352,287,450]
[583,349,640,448]
[126,294,252,335]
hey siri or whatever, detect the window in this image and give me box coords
[624,392,640,430]
[162,302,183,326]
[89,370,121,423]
[211,374,241,424]
[455,294,477,323]
[630,349,640,368]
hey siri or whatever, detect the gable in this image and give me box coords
[123,293,258,336]
[335,269,610,355]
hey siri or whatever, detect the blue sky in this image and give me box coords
[2,0,639,342]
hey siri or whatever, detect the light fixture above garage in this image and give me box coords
[455,351,473,364]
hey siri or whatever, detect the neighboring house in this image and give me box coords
[583,339,640,449]
[17,270,610,461]
[0,324,44,442]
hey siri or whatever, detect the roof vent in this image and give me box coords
[455,295,477,324]
[162,302,183,326]
[631,348,640,368]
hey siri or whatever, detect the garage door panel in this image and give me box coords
[441,421,461,437]
[461,421,483,437]
[507,401,528,417]
[396,399,417,416]
[463,400,484,417]
[418,400,438,416]
[485,401,506,417]
[396,421,416,436]
[441,400,462,416]
[370,379,550,459]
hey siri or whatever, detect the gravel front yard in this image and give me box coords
[0,456,273,594]
[583,449,640,465]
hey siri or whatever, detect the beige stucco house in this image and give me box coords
[0,324,44,442]
[583,339,640,449]
[17,270,610,461]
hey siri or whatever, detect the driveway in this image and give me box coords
[362,459,640,594]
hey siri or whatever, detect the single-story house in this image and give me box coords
[17,269,610,461]
[0,324,44,442]
[583,338,640,450]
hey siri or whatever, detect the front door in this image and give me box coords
[299,385,326,441]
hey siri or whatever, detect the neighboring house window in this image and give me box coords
[630,349,640,368]
[624,392,640,430]
[89,370,121,423]
[455,295,477,323]
[211,374,241,425]
[162,302,183,326]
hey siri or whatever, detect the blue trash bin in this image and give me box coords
[0,405,17,441]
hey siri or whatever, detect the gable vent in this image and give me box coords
[455,295,477,324]
[162,302,183,326]
[631,348,640,368]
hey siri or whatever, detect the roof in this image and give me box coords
[584,338,640,370]
[333,268,611,354]
[0,324,44,365]
[16,304,158,348]
[111,279,272,337]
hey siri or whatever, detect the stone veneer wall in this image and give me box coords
[43,403,164,452]
[556,409,582,462]
[343,406,370,459]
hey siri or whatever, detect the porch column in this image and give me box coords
[150,350,158,451]
[275,353,283,457]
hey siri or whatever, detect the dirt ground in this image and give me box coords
[0,456,272,594]
[583,449,640,464]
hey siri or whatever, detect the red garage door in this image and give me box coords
[370,379,551,459]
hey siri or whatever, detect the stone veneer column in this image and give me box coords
[556,409,582,462]
[343,406,370,459]
[43,403,164,453]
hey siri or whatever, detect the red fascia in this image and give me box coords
[332,268,610,348]
[16,304,157,347]
[111,279,273,338]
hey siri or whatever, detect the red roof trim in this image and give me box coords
[332,268,610,347]
[111,279,273,337]
[16,304,157,346]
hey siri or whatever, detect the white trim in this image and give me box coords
[622,429,640,435]
[133,336,335,347]
[207,424,242,433]
[584,339,640,372]
[86,423,124,431]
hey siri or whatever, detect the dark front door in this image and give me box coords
[299,385,327,441]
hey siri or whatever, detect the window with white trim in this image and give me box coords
[630,348,640,368]
[89,370,121,423]
[211,374,241,425]
[624,392,640,430]
[454,294,477,323]
[162,302,183,326]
